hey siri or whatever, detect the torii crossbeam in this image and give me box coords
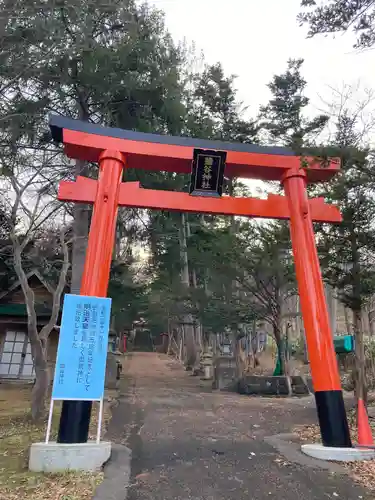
[51,114,351,450]
[58,177,342,222]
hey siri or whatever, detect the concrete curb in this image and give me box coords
[302,443,375,462]
[264,433,346,473]
[94,358,133,500]
[93,444,132,500]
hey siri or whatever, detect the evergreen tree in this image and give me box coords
[190,62,258,143]
[252,58,330,371]
[1,0,184,130]
[0,0,188,414]
[0,0,186,293]
[144,63,260,367]
[316,110,375,402]
[260,58,328,150]
[0,201,15,289]
[298,0,375,48]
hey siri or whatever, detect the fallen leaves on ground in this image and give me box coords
[0,471,103,500]
[0,384,113,500]
[295,405,375,492]
[135,472,150,480]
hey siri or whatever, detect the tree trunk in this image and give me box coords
[273,325,286,375]
[295,296,308,364]
[369,309,375,337]
[71,160,89,293]
[234,334,246,378]
[326,284,337,336]
[353,308,367,405]
[179,213,196,369]
[179,325,185,362]
[31,359,50,420]
[350,232,367,404]
[250,320,256,368]
[302,332,309,365]
[285,323,291,375]
[187,220,202,368]
[344,307,352,333]
[274,247,287,374]
[30,337,49,420]
[71,98,90,292]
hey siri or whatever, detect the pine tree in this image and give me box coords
[260,58,328,150]
[298,0,375,48]
[253,58,330,372]
[191,62,258,143]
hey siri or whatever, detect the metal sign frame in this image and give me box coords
[46,294,111,444]
[45,397,104,444]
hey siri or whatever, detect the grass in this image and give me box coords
[0,384,116,500]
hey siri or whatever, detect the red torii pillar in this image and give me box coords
[51,115,351,448]
[57,150,125,443]
[282,168,350,447]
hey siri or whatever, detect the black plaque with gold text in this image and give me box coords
[189,149,227,197]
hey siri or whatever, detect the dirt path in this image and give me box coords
[97,352,369,500]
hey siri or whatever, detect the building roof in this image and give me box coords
[0,269,55,300]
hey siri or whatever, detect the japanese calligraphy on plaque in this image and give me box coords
[189,149,227,197]
[52,294,111,401]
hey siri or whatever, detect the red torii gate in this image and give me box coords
[51,115,351,449]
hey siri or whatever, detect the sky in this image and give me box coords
[149,0,375,137]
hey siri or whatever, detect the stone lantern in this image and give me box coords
[201,347,214,380]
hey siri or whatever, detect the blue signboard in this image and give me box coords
[52,294,112,400]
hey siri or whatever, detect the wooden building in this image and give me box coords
[0,270,60,380]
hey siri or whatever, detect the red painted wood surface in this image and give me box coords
[58,177,342,223]
[79,151,125,297]
[62,129,340,183]
[283,168,341,392]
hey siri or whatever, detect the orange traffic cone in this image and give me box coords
[357,398,374,447]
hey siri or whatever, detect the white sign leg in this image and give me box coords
[97,398,104,444]
[45,399,54,444]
